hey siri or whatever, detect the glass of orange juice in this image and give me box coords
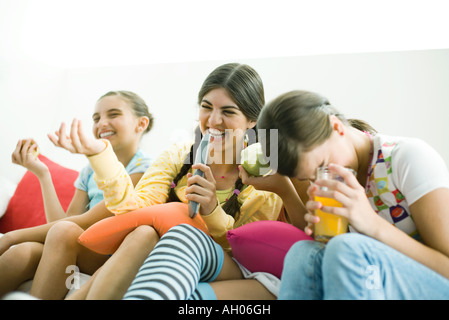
[313,166,356,243]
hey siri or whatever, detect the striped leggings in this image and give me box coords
[123,224,223,300]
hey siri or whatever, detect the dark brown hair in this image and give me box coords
[258,90,376,177]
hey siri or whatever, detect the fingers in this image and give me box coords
[313,186,346,204]
[304,212,319,236]
[314,163,363,209]
[304,211,320,224]
[308,188,348,220]
[328,163,359,188]
[305,225,313,236]
[304,164,360,237]
[70,118,93,153]
[238,165,250,184]
[239,165,262,186]
[313,178,347,194]
[11,139,23,164]
[185,180,216,211]
[47,132,59,146]
[11,139,40,167]
[306,183,318,199]
[186,164,216,203]
[189,164,216,186]
[19,139,34,162]
[196,164,216,183]
[29,141,38,152]
[48,120,82,153]
[58,122,69,147]
[313,177,351,204]
[185,188,214,204]
[238,164,276,185]
[69,118,82,151]
[76,120,91,147]
[49,122,74,151]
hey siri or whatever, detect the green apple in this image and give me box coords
[241,142,271,176]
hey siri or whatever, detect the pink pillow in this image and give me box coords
[226,220,312,278]
[0,155,78,233]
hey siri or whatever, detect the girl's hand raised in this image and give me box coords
[11,138,48,177]
[48,119,106,156]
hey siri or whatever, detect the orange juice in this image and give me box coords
[314,196,348,243]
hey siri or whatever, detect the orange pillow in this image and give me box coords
[78,202,209,255]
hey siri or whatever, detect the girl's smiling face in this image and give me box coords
[92,95,143,150]
[199,88,256,162]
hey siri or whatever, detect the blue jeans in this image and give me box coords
[278,233,449,299]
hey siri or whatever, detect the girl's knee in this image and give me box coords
[322,233,375,273]
[0,242,44,294]
[326,233,372,257]
[284,240,324,267]
[282,240,326,283]
[46,221,84,248]
[3,242,43,268]
[130,225,158,239]
[169,223,197,234]
[160,224,210,244]
[123,225,159,248]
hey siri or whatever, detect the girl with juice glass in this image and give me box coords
[257,90,449,299]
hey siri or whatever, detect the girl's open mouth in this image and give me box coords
[99,131,116,139]
[207,128,225,142]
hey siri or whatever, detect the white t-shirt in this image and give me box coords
[360,134,449,240]
[390,137,449,205]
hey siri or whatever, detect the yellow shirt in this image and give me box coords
[88,140,283,250]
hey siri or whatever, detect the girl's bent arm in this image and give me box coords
[35,168,67,222]
[239,168,308,229]
[372,188,449,279]
[65,189,90,217]
[88,141,189,214]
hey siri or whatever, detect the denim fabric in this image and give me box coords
[279,233,449,300]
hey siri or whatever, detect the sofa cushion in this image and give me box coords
[78,202,209,255]
[227,220,312,278]
[0,155,78,233]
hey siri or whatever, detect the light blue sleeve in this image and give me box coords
[74,165,93,191]
[125,149,153,175]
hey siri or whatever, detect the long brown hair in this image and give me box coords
[258,90,376,177]
[168,63,265,219]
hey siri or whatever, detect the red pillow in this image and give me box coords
[0,155,78,233]
[227,220,313,279]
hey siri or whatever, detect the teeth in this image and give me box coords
[100,131,115,138]
[208,129,224,137]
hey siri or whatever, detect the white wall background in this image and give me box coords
[1,0,448,188]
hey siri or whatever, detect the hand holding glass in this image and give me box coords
[313,166,356,243]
